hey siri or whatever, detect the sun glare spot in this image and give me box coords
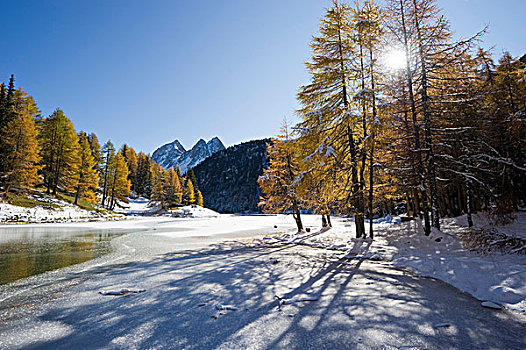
[384,49,407,71]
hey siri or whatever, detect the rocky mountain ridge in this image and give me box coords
[152,137,225,173]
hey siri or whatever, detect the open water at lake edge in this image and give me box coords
[0,226,129,285]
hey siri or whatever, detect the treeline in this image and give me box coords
[0,77,202,210]
[259,0,525,237]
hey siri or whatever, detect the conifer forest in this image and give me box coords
[259,0,525,237]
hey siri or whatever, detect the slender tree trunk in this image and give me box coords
[101,153,110,207]
[412,0,440,231]
[466,180,473,227]
[413,188,421,218]
[292,202,304,232]
[400,0,431,235]
[357,39,368,239]
[52,143,64,195]
[109,169,117,210]
[4,127,22,194]
[46,127,57,194]
[335,15,364,239]
[368,47,377,239]
[74,186,80,205]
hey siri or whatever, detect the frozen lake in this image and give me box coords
[0,226,131,285]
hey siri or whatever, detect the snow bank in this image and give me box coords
[115,198,220,219]
[0,198,120,224]
[383,221,526,313]
[172,205,220,218]
[114,196,161,216]
[279,213,526,314]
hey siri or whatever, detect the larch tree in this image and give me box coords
[122,145,138,191]
[296,0,364,236]
[385,0,483,234]
[165,167,182,207]
[490,52,526,213]
[151,164,167,208]
[2,88,41,194]
[183,178,196,205]
[107,151,130,210]
[74,132,99,204]
[39,108,81,195]
[351,0,384,238]
[197,190,203,207]
[258,122,304,232]
[295,125,340,228]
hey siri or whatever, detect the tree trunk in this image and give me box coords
[412,0,440,231]
[400,0,431,235]
[357,38,368,239]
[292,203,304,232]
[101,153,110,207]
[368,47,377,240]
[74,187,80,205]
[466,180,473,227]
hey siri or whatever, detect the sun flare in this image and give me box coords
[384,49,407,70]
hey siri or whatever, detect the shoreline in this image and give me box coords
[0,215,294,308]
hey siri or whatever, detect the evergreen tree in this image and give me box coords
[87,133,102,169]
[0,75,17,174]
[186,168,200,201]
[134,152,152,197]
[0,75,16,132]
[100,141,115,207]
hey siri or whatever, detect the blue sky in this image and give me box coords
[0,0,523,153]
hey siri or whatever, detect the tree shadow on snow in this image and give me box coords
[19,240,526,350]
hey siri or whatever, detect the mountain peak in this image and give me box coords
[152,136,225,173]
[172,139,186,152]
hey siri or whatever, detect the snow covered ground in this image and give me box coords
[113,196,160,216]
[115,196,221,218]
[277,213,526,314]
[0,214,524,349]
[0,197,121,224]
[0,193,223,224]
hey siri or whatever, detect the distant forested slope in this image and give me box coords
[193,139,270,213]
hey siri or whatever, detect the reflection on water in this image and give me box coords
[0,226,126,285]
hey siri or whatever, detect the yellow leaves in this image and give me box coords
[185,178,195,204]
[197,190,204,207]
[3,112,41,192]
[75,132,99,204]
